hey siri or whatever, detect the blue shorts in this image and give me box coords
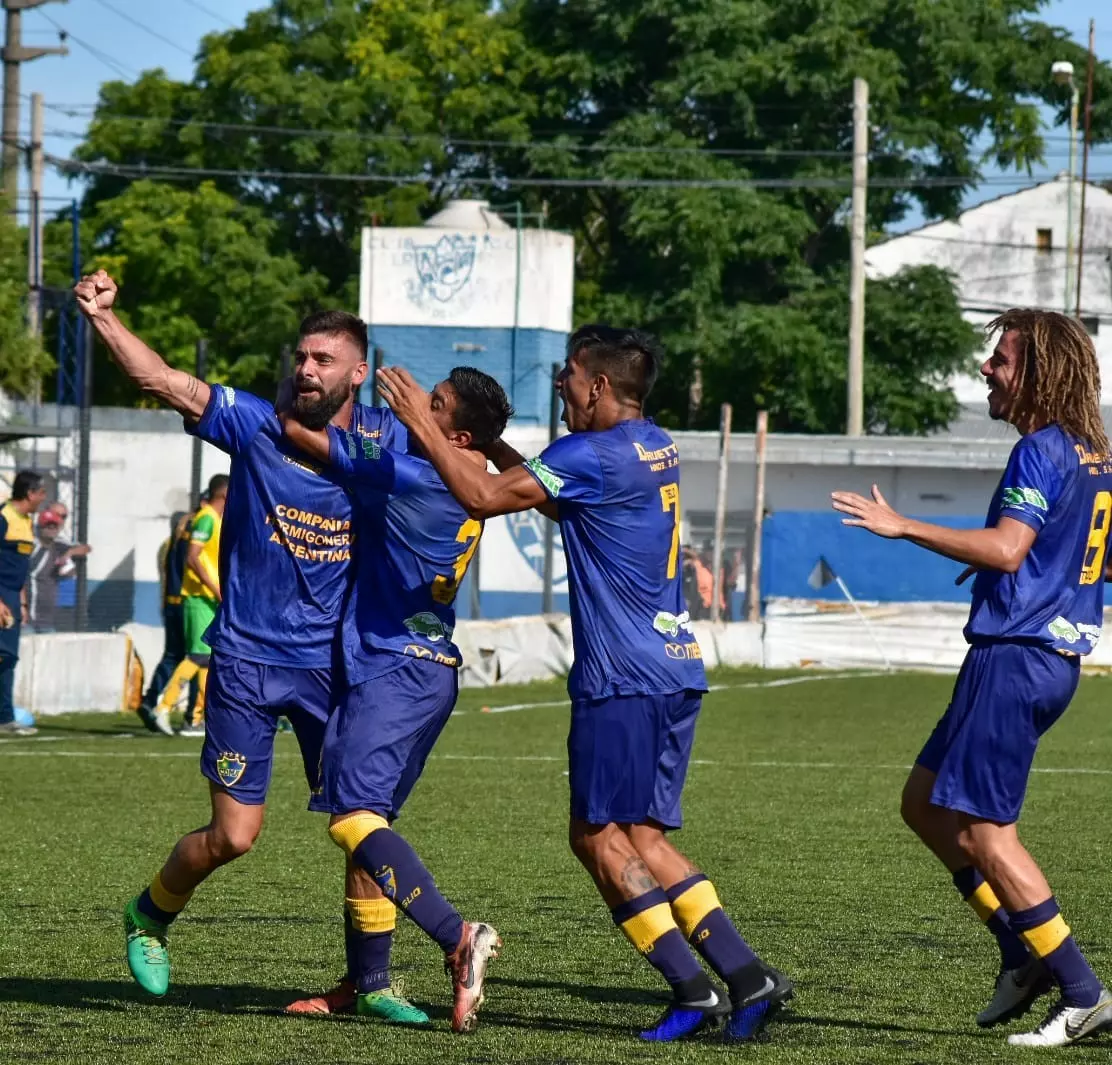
[916,642,1080,824]
[201,651,333,806]
[568,690,702,829]
[309,657,458,820]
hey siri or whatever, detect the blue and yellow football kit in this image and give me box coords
[522,419,707,828]
[188,385,405,804]
[308,426,480,820]
[918,425,1112,823]
[0,501,33,653]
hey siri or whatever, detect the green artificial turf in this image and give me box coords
[2,666,1111,1064]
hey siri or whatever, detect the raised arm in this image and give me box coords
[832,484,1037,573]
[74,270,210,421]
[377,367,549,519]
[481,439,560,522]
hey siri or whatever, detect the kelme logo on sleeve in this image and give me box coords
[525,457,564,498]
[1001,486,1048,510]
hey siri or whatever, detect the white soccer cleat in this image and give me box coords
[152,708,174,736]
[445,922,501,1033]
[977,958,1052,1027]
[1007,989,1112,1047]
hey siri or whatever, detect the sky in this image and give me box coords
[8,0,1112,235]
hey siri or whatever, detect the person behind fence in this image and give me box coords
[28,503,92,633]
[137,509,194,736]
[154,478,227,737]
[0,471,47,736]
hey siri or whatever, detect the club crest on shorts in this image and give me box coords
[216,751,247,787]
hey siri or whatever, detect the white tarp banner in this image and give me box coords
[361,227,575,332]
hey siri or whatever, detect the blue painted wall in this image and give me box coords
[360,325,567,426]
[762,511,983,603]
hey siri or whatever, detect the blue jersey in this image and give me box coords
[190,386,406,668]
[523,420,707,700]
[327,427,481,684]
[966,424,1112,654]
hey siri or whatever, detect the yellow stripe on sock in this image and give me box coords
[1019,914,1071,959]
[671,879,722,939]
[621,902,678,954]
[968,881,1003,923]
[347,896,396,934]
[328,813,389,857]
[149,872,193,914]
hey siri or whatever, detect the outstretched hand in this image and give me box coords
[73,269,118,319]
[376,366,431,429]
[830,484,908,539]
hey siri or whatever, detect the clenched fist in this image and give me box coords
[74,269,118,319]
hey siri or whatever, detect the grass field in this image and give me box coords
[3,666,1112,1064]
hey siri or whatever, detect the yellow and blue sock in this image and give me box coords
[951,867,1028,970]
[345,896,395,994]
[612,888,711,999]
[1009,897,1102,1008]
[136,872,193,927]
[157,659,199,715]
[330,815,463,954]
[667,874,760,1002]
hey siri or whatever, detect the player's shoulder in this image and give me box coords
[1015,424,1096,478]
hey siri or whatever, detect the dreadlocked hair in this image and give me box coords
[986,309,1109,455]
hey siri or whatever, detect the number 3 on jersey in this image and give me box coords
[1080,491,1112,585]
[432,519,482,604]
[660,484,680,579]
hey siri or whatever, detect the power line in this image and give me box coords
[97,0,195,58]
[44,153,1112,191]
[32,9,138,81]
[180,0,237,29]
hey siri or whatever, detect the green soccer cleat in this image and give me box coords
[356,988,430,1026]
[124,897,170,997]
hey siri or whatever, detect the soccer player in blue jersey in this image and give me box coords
[833,309,1112,1048]
[375,327,792,1043]
[74,270,423,1025]
[280,366,513,1032]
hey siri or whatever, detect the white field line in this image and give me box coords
[464,669,893,715]
[0,746,1108,778]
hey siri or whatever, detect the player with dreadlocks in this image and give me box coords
[832,309,1112,1047]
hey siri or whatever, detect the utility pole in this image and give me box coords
[2,0,67,205]
[847,76,869,437]
[1075,20,1096,320]
[25,88,40,336]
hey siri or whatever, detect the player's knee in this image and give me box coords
[208,820,259,863]
[955,821,1001,866]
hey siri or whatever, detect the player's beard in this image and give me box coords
[293,377,352,430]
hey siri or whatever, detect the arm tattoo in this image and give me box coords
[186,376,200,401]
[619,856,659,898]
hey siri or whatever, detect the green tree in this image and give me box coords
[0,196,51,397]
[80,181,325,406]
[63,0,1111,431]
[501,0,1112,431]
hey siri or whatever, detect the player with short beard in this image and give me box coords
[74,270,424,1025]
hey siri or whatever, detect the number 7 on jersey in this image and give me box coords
[660,484,680,579]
